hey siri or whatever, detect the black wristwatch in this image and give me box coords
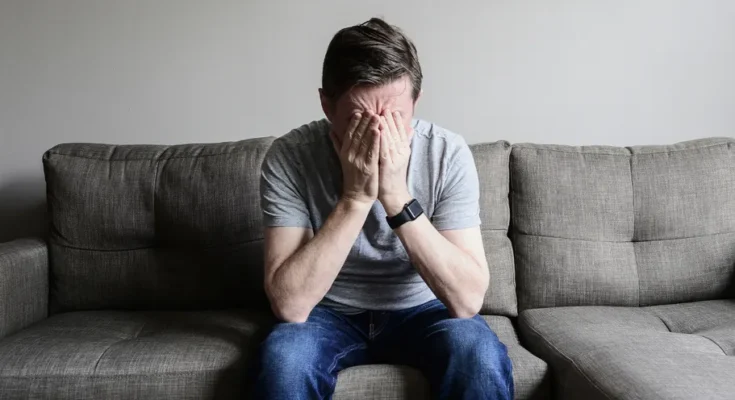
[386,199,424,229]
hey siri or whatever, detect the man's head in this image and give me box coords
[320,18,422,139]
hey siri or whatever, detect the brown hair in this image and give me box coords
[321,18,422,102]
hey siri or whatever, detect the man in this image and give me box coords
[253,18,513,400]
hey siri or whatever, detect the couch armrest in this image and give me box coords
[0,238,49,339]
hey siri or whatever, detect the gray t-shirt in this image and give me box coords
[260,118,481,314]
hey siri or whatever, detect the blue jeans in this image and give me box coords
[252,299,514,400]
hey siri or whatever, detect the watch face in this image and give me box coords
[407,199,423,219]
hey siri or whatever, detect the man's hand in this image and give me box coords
[330,113,381,206]
[378,110,414,216]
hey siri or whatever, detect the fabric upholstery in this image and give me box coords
[332,315,550,400]
[648,300,735,355]
[0,238,48,339]
[334,365,429,400]
[42,138,275,312]
[511,138,735,310]
[0,310,273,399]
[483,315,550,400]
[519,303,735,400]
[470,141,517,316]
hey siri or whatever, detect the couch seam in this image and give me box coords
[153,153,161,246]
[512,147,632,156]
[523,317,614,400]
[0,369,234,380]
[47,238,263,253]
[46,146,268,162]
[91,341,119,375]
[697,333,729,355]
[132,321,147,339]
[629,148,641,307]
[514,230,735,244]
[512,141,731,156]
[647,309,728,356]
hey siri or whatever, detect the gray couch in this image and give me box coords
[0,136,732,399]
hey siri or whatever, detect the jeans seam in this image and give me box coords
[371,313,390,338]
[327,342,367,387]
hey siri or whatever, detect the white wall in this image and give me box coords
[2,0,734,241]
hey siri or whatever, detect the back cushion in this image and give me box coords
[43,138,274,313]
[511,138,735,311]
[470,141,517,317]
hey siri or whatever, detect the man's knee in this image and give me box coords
[259,322,323,373]
[253,321,335,399]
[432,317,512,372]
[430,317,514,397]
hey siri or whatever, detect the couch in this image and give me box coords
[0,136,732,399]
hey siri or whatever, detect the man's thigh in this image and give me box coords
[375,300,514,393]
[256,305,370,379]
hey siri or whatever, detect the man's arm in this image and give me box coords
[264,200,370,323]
[384,203,489,318]
[263,113,381,323]
[378,110,488,318]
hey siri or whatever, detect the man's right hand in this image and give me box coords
[329,113,381,206]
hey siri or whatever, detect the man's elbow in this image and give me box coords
[447,294,484,319]
[272,304,310,323]
[267,290,312,323]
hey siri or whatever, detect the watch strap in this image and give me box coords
[386,199,424,229]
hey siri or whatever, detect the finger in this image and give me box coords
[360,124,380,163]
[379,118,392,162]
[384,109,400,145]
[381,115,398,158]
[343,113,362,152]
[393,111,408,142]
[349,113,372,155]
[369,126,381,166]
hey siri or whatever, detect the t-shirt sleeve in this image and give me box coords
[260,139,312,228]
[431,137,482,231]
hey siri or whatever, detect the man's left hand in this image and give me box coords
[378,109,414,216]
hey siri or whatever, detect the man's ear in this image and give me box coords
[319,88,333,121]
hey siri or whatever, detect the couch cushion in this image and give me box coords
[0,310,273,399]
[470,141,517,316]
[483,315,550,400]
[333,315,550,400]
[334,365,429,400]
[510,138,735,311]
[43,138,274,312]
[518,301,735,400]
[647,300,735,355]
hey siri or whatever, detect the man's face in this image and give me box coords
[320,76,419,141]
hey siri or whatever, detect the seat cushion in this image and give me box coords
[648,300,735,355]
[0,310,273,399]
[333,315,550,400]
[518,300,735,400]
[334,365,429,400]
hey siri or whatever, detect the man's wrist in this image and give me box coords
[338,197,374,214]
[380,192,413,216]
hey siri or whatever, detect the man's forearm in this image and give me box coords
[269,199,371,322]
[393,215,488,318]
